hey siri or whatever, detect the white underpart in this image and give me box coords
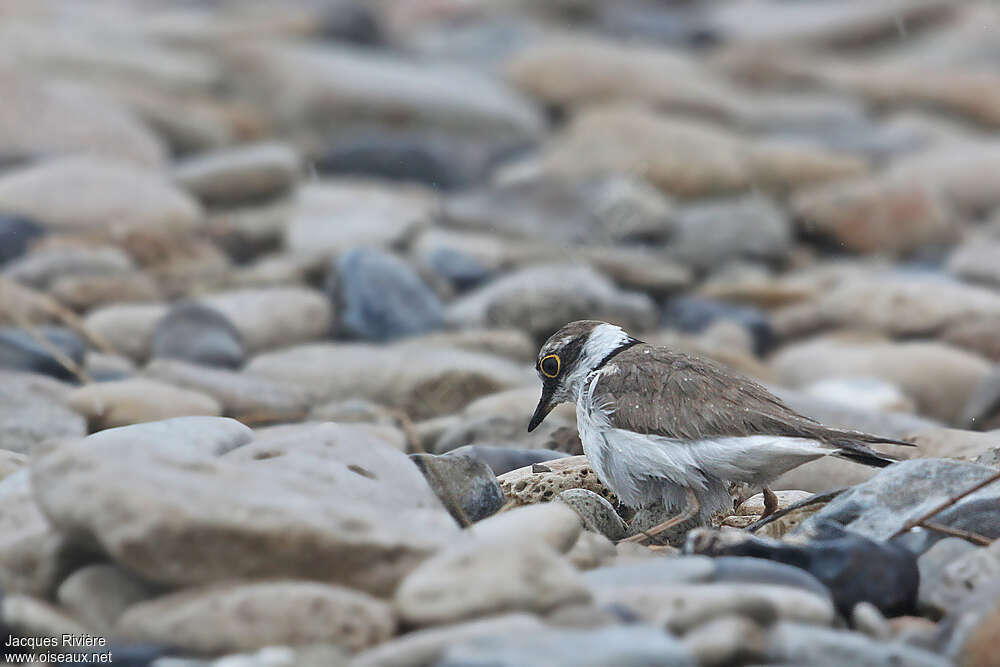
[576,370,831,519]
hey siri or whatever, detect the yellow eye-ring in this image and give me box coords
[540,354,561,378]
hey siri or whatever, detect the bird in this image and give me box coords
[527,320,913,543]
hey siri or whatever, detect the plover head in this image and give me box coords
[528,320,641,432]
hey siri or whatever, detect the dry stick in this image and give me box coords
[889,470,1000,541]
[920,520,992,547]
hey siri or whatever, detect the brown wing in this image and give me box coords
[593,344,911,447]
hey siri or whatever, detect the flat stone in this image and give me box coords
[246,343,530,420]
[144,360,309,424]
[410,453,505,524]
[173,142,299,205]
[436,625,695,667]
[395,540,590,627]
[498,456,617,508]
[68,378,222,430]
[151,301,245,370]
[32,420,456,594]
[446,263,656,340]
[584,556,717,589]
[0,156,202,234]
[116,581,394,654]
[445,445,570,476]
[432,413,579,456]
[285,181,435,256]
[50,272,162,312]
[199,287,332,354]
[408,329,535,364]
[4,243,134,289]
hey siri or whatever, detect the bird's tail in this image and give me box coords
[832,441,902,468]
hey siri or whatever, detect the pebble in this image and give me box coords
[445,445,570,476]
[68,378,223,430]
[395,539,590,627]
[285,181,435,256]
[662,296,775,356]
[144,360,309,424]
[935,580,1000,666]
[0,370,86,454]
[351,614,544,667]
[920,539,1000,617]
[468,502,583,554]
[151,301,246,369]
[117,581,394,654]
[329,248,444,342]
[446,263,657,340]
[556,489,628,541]
[766,621,950,667]
[246,343,530,419]
[436,626,695,667]
[410,453,505,524]
[84,302,169,362]
[173,142,299,205]
[200,287,332,354]
[0,156,202,234]
[56,564,155,634]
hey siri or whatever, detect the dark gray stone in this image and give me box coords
[410,453,505,524]
[0,327,86,382]
[798,459,1000,548]
[435,626,695,667]
[662,296,775,355]
[330,248,444,342]
[557,489,627,542]
[152,302,245,369]
[0,215,44,266]
[445,445,569,476]
[319,2,383,45]
[685,522,919,617]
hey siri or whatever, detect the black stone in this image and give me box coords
[0,214,44,266]
[329,248,444,342]
[685,522,919,617]
[0,326,86,381]
[152,301,245,369]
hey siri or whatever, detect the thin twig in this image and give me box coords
[920,520,992,546]
[890,471,1000,540]
[745,487,848,533]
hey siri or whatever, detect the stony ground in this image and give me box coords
[2,0,1000,665]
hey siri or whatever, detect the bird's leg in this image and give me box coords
[620,488,701,544]
[760,486,779,519]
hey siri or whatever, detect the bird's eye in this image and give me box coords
[540,354,560,378]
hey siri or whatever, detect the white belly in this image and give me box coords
[574,380,829,515]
